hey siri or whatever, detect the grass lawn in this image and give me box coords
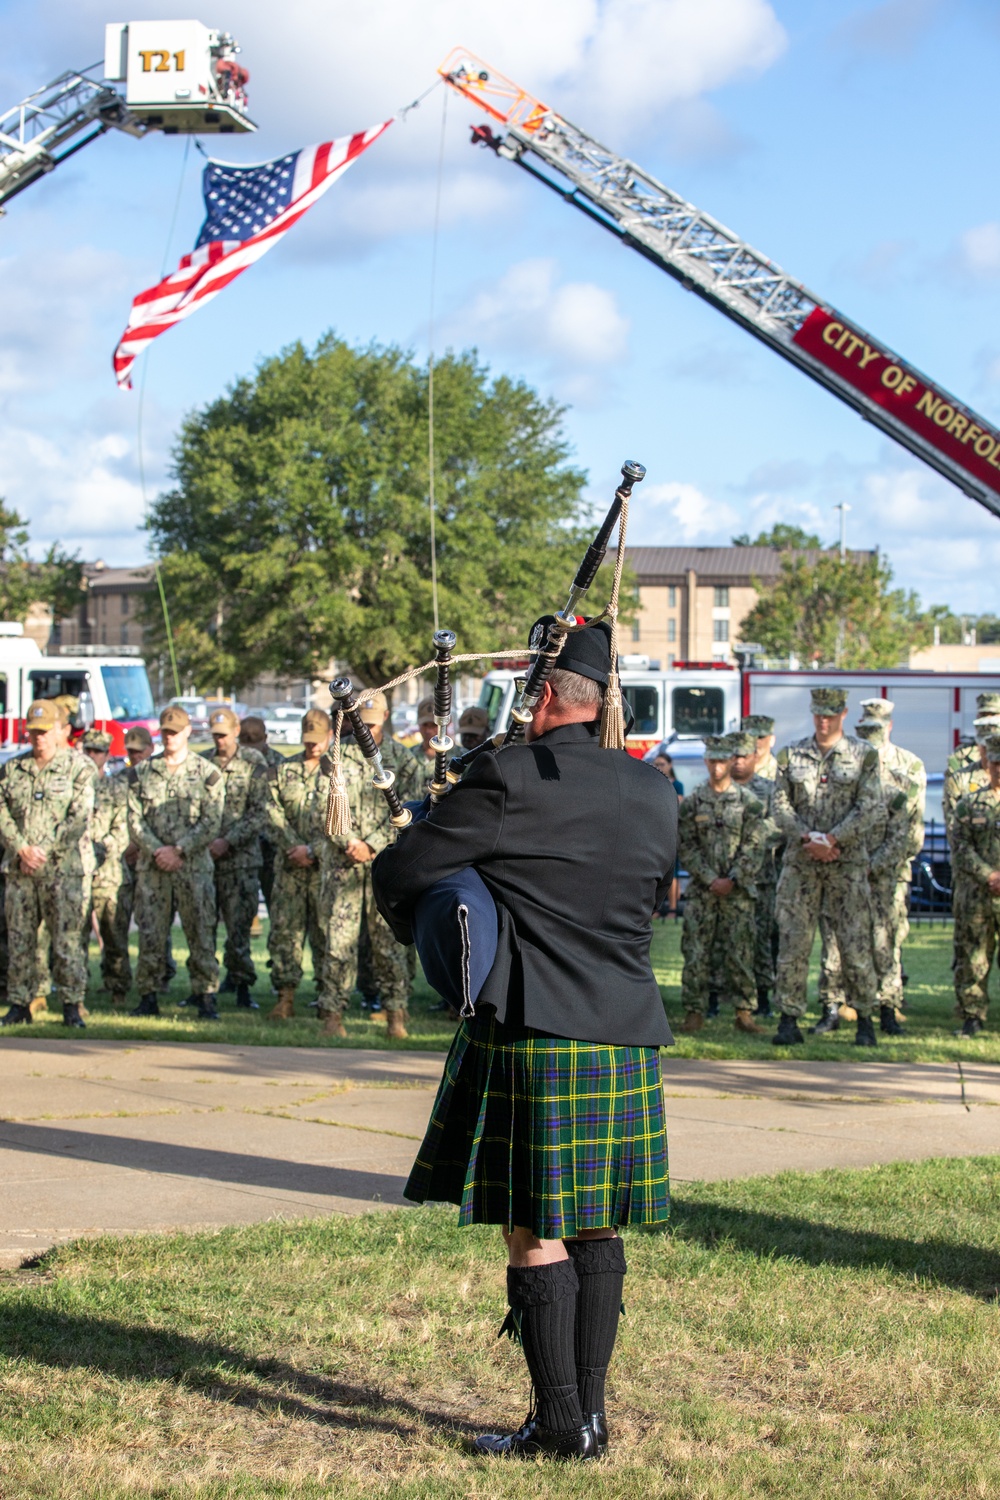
[2,916,995,1065]
[0,1155,996,1498]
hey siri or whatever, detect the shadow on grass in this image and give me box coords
[664,1198,1000,1300]
[0,1121,409,1205]
[0,1303,477,1439]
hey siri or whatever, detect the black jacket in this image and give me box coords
[371,720,677,1046]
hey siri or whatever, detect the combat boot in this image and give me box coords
[879,1004,905,1036]
[320,1010,347,1038]
[62,1002,86,1029]
[130,994,160,1017]
[680,1011,704,1034]
[808,1005,840,1035]
[194,995,221,1021]
[734,1008,766,1035]
[956,1016,984,1037]
[269,988,295,1020]
[110,993,127,1008]
[772,1013,804,1046]
[235,983,259,1010]
[0,1003,32,1026]
[386,1011,408,1040]
[28,995,49,1018]
[854,1014,877,1047]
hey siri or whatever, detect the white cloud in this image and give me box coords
[954,222,1000,279]
[0,246,131,393]
[447,257,629,402]
[634,480,739,543]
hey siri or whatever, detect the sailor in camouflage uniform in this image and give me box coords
[127,704,224,1019]
[678,732,768,1035]
[813,718,919,1035]
[736,715,780,1013]
[81,728,132,1004]
[321,690,422,1040]
[266,708,334,1020]
[207,707,268,1010]
[771,686,881,1046]
[949,732,1000,1037]
[944,713,1000,835]
[0,700,96,1029]
[239,716,284,914]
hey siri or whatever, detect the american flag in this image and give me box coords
[113,122,391,389]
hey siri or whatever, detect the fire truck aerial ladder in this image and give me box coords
[0,20,255,215]
[440,48,1000,522]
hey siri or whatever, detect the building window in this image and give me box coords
[667,618,676,643]
[668,585,677,608]
[121,623,130,645]
[714,586,729,608]
[121,593,129,617]
[713,618,729,642]
[632,619,640,642]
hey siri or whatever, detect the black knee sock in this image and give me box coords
[506,1261,582,1434]
[565,1236,627,1416]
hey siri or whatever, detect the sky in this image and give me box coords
[2,0,1000,612]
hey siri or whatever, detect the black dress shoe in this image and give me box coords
[0,1003,32,1026]
[585,1411,608,1457]
[235,984,259,1010]
[956,1016,984,1038]
[854,1014,877,1047]
[61,1003,86,1029]
[808,1004,840,1035]
[879,1004,905,1036]
[772,1013,804,1046]
[130,994,160,1017]
[473,1417,598,1460]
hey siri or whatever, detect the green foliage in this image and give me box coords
[919,603,1000,645]
[737,548,928,668]
[144,335,590,691]
[0,499,82,625]
[731,523,824,550]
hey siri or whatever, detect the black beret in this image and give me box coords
[528,615,614,686]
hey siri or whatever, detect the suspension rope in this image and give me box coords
[426,85,448,633]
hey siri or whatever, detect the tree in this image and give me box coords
[0,499,82,624]
[732,523,824,550]
[738,550,929,668]
[144,336,596,691]
[918,605,1000,646]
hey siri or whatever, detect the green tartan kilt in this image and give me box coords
[405,1011,670,1239]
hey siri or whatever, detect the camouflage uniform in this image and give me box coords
[210,747,268,988]
[267,751,332,997]
[322,736,422,1019]
[0,749,95,1008]
[678,781,767,1015]
[949,781,1000,1023]
[819,762,920,1012]
[255,743,285,912]
[89,769,133,997]
[128,753,224,997]
[772,734,881,1019]
[747,769,780,996]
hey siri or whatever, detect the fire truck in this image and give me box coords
[477,657,1000,775]
[0,626,158,755]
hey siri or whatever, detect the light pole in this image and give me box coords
[833,502,851,563]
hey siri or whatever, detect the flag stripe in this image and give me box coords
[113,122,391,388]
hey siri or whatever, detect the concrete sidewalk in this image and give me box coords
[0,1040,996,1268]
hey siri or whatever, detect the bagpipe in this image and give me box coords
[324,459,644,1016]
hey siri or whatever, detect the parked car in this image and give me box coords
[263,703,307,745]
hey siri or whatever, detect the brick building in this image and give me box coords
[50,563,152,652]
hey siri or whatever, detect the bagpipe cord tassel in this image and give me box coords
[325,710,354,838]
[599,491,629,750]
